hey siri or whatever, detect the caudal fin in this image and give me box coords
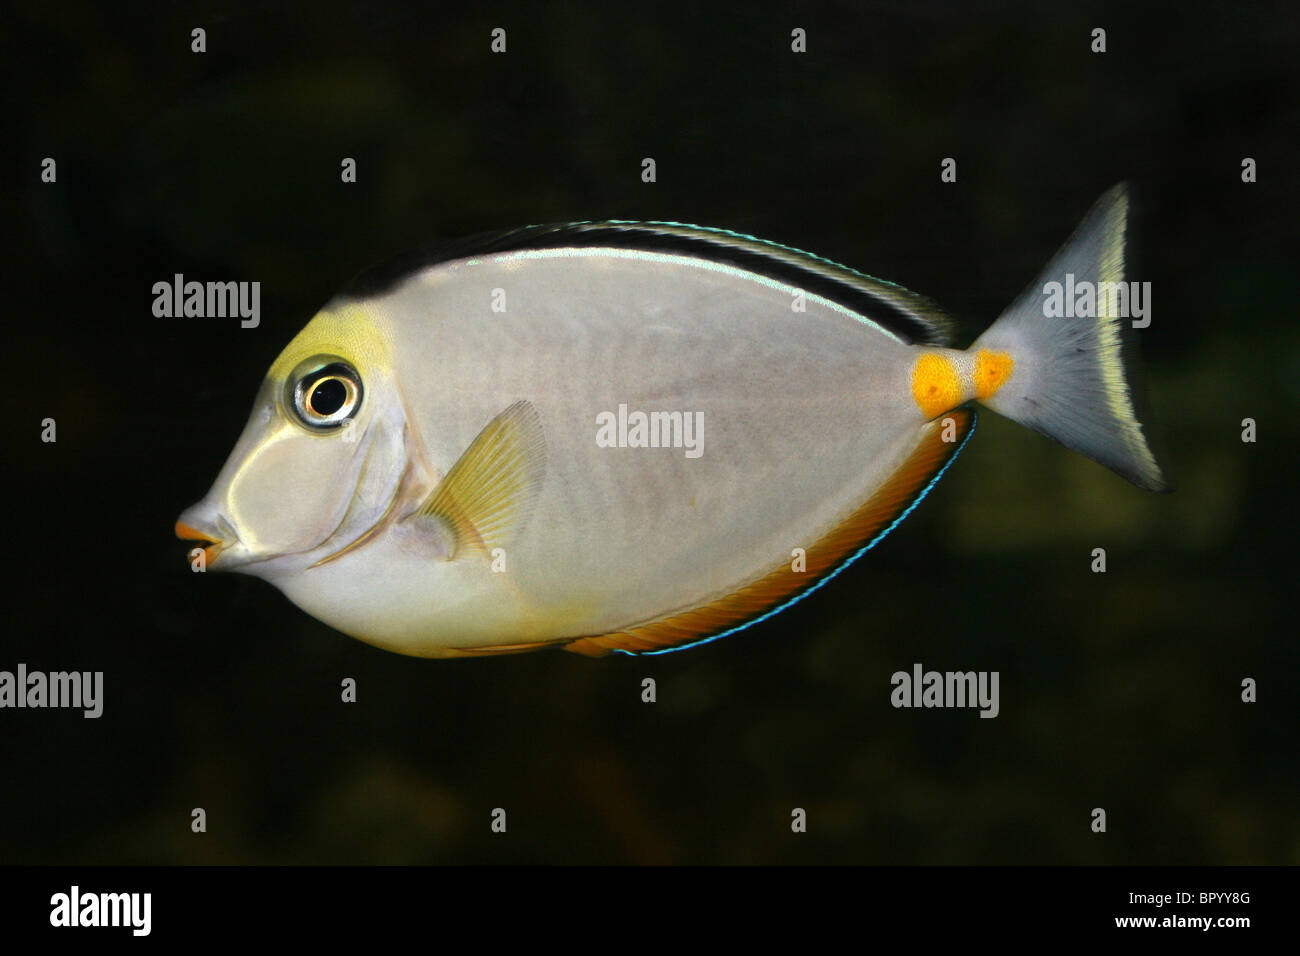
[969,184,1169,492]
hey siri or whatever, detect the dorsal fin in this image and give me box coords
[341,221,956,346]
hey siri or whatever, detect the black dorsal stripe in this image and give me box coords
[340,220,955,346]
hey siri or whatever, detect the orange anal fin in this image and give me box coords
[563,409,975,656]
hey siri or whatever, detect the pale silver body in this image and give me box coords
[266,249,927,654]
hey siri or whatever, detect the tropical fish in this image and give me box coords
[176,185,1167,658]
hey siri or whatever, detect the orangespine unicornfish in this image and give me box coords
[176,185,1167,658]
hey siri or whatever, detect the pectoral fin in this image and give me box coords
[417,400,547,559]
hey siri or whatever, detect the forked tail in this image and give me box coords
[966,184,1168,491]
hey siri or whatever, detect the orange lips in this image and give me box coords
[174,520,224,565]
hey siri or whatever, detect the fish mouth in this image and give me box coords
[174,520,226,565]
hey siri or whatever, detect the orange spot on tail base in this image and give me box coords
[974,349,1014,400]
[911,353,963,419]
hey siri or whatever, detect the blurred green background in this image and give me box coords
[3,1,1296,864]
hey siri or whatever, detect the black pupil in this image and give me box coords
[309,378,348,417]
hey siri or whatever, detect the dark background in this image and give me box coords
[3,1,1296,864]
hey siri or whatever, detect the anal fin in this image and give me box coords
[563,409,975,656]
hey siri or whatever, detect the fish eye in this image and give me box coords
[289,359,363,430]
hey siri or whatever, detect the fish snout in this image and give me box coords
[175,510,231,567]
